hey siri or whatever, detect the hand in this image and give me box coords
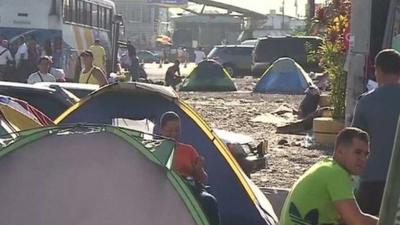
[194,156,204,171]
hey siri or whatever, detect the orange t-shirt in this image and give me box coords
[174,143,205,183]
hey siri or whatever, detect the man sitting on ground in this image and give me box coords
[165,60,183,90]
[280,127,378,225]
[160,111,220,225]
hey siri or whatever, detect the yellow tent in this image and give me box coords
[0,103,42,132]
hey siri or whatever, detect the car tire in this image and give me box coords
[224,64,236,77]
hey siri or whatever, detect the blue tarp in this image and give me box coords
[254,58,313,94]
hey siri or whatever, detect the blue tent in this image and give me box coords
[56,82,278,225]
[254,58,313,94]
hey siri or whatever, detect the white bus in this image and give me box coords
[0,0,120,81]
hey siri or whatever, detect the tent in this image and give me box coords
[254,57,314,94]
[0,95,54,135]
[0,124,209,225]
[56,82,278,225]
[179,60,237,92]
[0,95,54,127]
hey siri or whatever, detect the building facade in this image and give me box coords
[253,12,306,37]
[113,0,168,49]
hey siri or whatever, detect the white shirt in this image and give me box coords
[0,46,13,66]
[27,71,56,84]
[15,43,28,66]
[194,50,206,64]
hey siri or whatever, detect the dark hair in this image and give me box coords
[174,60,180,65]
[160,111,180,128]
[375,49,400,75]
[335,127,369,149]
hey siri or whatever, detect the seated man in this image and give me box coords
[160,111,220,225]
[165,60,183,90]
[280,127,378,225]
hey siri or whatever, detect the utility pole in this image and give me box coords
[307,0,315,27]
[345,0,373,125]
[281,0,285,30]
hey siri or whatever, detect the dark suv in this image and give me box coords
[252,36,323,77]
[207,45,254,77]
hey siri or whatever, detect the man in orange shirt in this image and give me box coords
[160,111,220,225]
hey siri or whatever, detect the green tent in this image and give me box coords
[179,60,237,92]
[0,124,209,225]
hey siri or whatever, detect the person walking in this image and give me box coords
[89,39,106,72]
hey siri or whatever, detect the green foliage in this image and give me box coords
[308,0,351,119]
[318,41,347,119]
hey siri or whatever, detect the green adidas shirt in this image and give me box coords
[280,158,354,225]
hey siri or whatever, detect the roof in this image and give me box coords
[189,0,267,18]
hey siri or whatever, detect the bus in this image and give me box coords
[0,0,121,82]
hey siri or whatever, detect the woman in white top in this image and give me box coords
[27,56,56,84]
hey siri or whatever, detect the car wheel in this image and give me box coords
[224,65,235,77]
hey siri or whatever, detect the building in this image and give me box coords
[253,11,306,37]
[113,0,168,49]
[171,14,242,50]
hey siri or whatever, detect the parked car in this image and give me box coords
[252,36,323,77]
[35,82,99,98]
[0,82,78,119]
[207,45,254,77]
[214,129,267,176]
[137,50,160,63]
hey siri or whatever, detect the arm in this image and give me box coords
[6,51,13,62]
[351,98,368,131]
[193,156,208,184]
[93,68,108,86]
[102,48,106,65]
[335,199,378,225]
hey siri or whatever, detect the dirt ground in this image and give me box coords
[179,77,332,189]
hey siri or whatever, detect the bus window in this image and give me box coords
[93,5,99,28]
[99,7,104,29]
[103,8,108,29]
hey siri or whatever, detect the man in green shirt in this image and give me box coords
[280,127,378,225]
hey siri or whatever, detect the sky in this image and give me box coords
[184,0,327,18]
